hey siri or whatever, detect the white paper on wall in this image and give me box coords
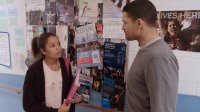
[56,25,69,56]
[103,18,125,39]
[0,32,11,67]
[26,0,45,11]
[0,0,27,75]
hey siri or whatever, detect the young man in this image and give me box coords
[122,0,179,112]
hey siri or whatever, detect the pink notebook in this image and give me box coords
[64,58,80,106]
[65,69,80,106]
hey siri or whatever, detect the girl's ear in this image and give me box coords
[40,48,46,55]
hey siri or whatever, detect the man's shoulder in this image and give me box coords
[146,39,173,56]
[139,39,176,63]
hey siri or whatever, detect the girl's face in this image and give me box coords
[167,21,179,37]
[42,36,62,60]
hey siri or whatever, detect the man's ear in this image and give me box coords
[136,18,143,29]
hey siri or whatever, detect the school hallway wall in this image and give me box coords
[1,73,200,112]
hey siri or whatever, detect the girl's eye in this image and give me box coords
[50,44,55,47]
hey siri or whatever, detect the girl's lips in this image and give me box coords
[56,52,62,55]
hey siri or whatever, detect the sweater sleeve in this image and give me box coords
[23,68,58,112]
[68,64,74,87]
[144,56,179,112]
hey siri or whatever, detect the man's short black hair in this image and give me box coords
[123,0,157,27]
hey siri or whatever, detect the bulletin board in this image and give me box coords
[1,0,128,111]
[0,0,27,75]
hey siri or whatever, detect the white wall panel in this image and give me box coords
[178,81,197,95]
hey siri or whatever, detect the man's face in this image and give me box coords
[122,12,140,41]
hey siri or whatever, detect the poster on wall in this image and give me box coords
[56,25,68,57]
[92,75,102,92]
[76,68,91,103]
[0,5,20,32]
[77,50,102,67]
[103,0,128,18]
[158,10,200,52]
[103,18,125,39]
[75,23,102,67]
[43,1,56,25]
[77,0,99,17]
[26,0,45,12]
[26,0,44,4]
[28,10,43,25]
[0,0,28,75]
[56,0,75,25]
[103,42,126,71]
[0,32,11,67]
[102,41,126,111]
[76,0,102,24]
[75,23,98,45]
